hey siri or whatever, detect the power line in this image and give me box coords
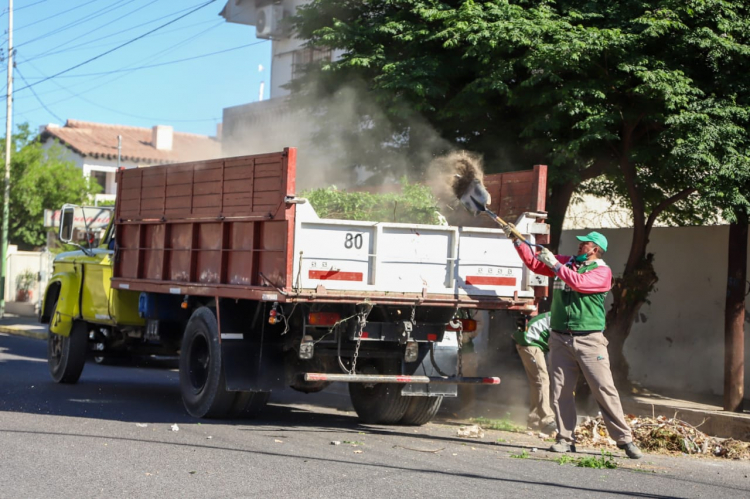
[0,0,49,17]
[16,0,49,12]
[19,55,221,124]
[26,14,217,63]
[16,0,139,49]
[13,0,218,94]
[27,39,268,79]
[15,65,63,122]
[14,0,100,32]
[10,16,243,102]
[23,0,157,57]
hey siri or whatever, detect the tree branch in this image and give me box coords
[645,188,696,234]
[632,122,663,143]
[580,159,609,181]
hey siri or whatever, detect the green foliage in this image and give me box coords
[554,450,617,468]
[4,124,101,249]
[471,416,524,433]
[510,450,529,459]
[554,455,576,465]
[15,268,35,291]
[576,451,618,469]
[295,0,750,224]
[303,177,440,224]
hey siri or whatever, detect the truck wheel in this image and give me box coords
[399,396,444,426]
[48,320,88,384]
[229,391,270,419]
[348,361,410,424]
[179,307,235,419]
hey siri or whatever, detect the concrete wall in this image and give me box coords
[559,225,750,398]
[3,249,53,316]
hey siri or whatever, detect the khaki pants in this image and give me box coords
[549,331,632,444]
[515,344,555,428]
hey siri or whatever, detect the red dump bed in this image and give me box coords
[113,149,297,301]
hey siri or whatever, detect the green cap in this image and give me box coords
[576,231,608,252]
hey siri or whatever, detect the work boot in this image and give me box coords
[617,441,643,459]
[549,440,576,453]
[540,421,558,436]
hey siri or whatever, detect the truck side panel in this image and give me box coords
[113,150,296,295]
[292,203,539,300]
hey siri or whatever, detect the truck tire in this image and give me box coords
[348,361,410,424]
[179,307,236,419]
[229,391,270,419]
[399,396,444,426]
[48,319,88,384]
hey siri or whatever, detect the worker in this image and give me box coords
[513,311,556,435]
[504,228,643,459]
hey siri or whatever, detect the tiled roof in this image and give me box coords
[40,119,221,164]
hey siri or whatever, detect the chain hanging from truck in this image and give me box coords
[338,303,373,375]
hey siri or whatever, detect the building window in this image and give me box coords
[91,171,107,192]
[292,47,332,82]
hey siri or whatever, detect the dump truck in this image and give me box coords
[41,148,549,425]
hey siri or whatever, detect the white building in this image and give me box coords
[218,1,339,169]
[220,0,328,101]
[39,120,222,203]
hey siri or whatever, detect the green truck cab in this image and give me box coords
[40,205,145,382]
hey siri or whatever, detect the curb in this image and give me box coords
[622,398,750,442]
[0,325,47,341]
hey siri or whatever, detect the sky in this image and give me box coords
[2,0,272,138]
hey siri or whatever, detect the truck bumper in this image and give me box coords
[303,373,500,385]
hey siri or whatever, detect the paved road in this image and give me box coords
[1,332,749,498]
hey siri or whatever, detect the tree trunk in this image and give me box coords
[547,180,576,253]
[724,212,747,412]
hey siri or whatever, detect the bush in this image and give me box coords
[302,178,440,225]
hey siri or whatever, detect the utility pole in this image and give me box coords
[0,0,13,317]
[724,209,748,412]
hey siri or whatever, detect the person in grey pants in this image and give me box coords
[506,229,643,459]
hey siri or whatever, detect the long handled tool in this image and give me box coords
[451,162,544,249]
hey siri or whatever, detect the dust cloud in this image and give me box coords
[220,81,458,194]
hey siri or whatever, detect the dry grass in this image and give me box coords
[574,414,750,460]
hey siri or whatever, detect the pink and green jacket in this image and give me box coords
[514,242,612,332]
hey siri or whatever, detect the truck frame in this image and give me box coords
[41,148,549,425]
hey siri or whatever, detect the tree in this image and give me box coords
[295,0,750,385]
[4,124,101,249]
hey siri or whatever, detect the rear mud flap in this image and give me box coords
[402,331,458,398]
[222,339,285,392]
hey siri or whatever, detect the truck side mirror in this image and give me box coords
[59,205,75,243]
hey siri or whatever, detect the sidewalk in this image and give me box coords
[3,316,749,441]
[0,314,46,340]
[622,390,750,441]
